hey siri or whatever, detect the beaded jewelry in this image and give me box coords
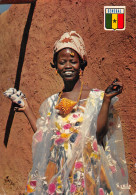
[70,52,75,57]
[55,82,83,115]
[79,70,83,76]
[56,70,58,75]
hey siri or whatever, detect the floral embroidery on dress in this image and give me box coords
[28,97,85,195]
[26,91,129,195]
[43,100,86,194]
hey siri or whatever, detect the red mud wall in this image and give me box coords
[0,0,135,194]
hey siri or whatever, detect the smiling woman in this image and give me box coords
[57,48,80,82]
[4,31,129,194]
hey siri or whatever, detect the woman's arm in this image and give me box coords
[14,99,37,133]
[96,95,111,143]
[3,88,37,133]
[96,79,123,144]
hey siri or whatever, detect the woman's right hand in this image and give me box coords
[4,88,37,133]
[14,98,30,113]
[3,88,28,112]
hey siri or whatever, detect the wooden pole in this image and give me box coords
[4,1,36,147]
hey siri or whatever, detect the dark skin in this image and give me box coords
[57,48,90,99]
[13,48,123,143]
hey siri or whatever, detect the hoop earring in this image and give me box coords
[56,70,58,75]
[79,70,83,77]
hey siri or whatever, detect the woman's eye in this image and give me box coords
[71,61,77,64]
[58,60,77,65]
[59,61,65,65]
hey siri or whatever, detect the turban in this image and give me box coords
[53,31,87,61]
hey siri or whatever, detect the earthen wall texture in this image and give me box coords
[0,0,135,194]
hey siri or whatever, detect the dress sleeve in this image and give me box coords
[32,94,58,158]
[36,94,58,132]
[27,94,58,193]
[100,96,129,193]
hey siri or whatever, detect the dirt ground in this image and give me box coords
[0,0,135,194]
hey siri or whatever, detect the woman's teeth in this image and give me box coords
[64,71,73,75]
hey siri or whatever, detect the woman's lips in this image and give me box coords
[63,71,74,76]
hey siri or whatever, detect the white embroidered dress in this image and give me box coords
[26,90,129,195]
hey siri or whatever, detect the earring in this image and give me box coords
[79,70,83,77]
[56,70,58,75]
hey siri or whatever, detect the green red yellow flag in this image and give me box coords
[104,6,126,31]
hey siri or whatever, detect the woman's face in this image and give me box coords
[57,48,80,82]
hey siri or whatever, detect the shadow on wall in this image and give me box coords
[4,1,36,147]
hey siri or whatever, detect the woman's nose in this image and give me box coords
[65,61,72,68]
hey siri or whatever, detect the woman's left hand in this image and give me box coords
[105,78,123,100]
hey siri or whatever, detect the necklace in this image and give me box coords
[55,81,83,115]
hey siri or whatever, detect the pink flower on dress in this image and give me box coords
[93,89,100,91]
[35,130,43,142]
[81,179,85,188]
[70,183,76,193]
[63,123,71,130]
[56,131,61,135]
[48,183,56,194]
[109,166,116,173]
[30,180,36,187]
[99,188,105,195]
[55,137,65,145]
[92,139,98,152]
[75,161,83,169]
[73,114,78,118]
[121,168,126,176]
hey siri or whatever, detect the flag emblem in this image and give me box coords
[104,6,126,31]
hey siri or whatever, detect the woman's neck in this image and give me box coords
[63,79,81,92]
